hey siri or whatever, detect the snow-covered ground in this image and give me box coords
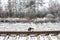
[0,22,60,31]
[0,34,60,40]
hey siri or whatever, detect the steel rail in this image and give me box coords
[0,31,60,35]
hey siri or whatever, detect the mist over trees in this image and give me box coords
[0,0,60,18]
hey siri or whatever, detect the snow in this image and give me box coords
[39,36,49,40]
[18,37,27,40]
[0,22,60,31]
[0,34,60,40]
[0,36,5,40]
[49,34,58,40]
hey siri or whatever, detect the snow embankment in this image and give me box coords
[0,22,60,31]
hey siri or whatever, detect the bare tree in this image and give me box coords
[7,0,14,17]
[49,0,60,17]
[0,0,3,18]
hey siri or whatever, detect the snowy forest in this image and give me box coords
[0,0,60,18]
[0,0,60,23]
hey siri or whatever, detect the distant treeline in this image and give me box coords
[0,0,60,18]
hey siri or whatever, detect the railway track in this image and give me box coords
[0,31,60,40]
[0,31,60,34]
